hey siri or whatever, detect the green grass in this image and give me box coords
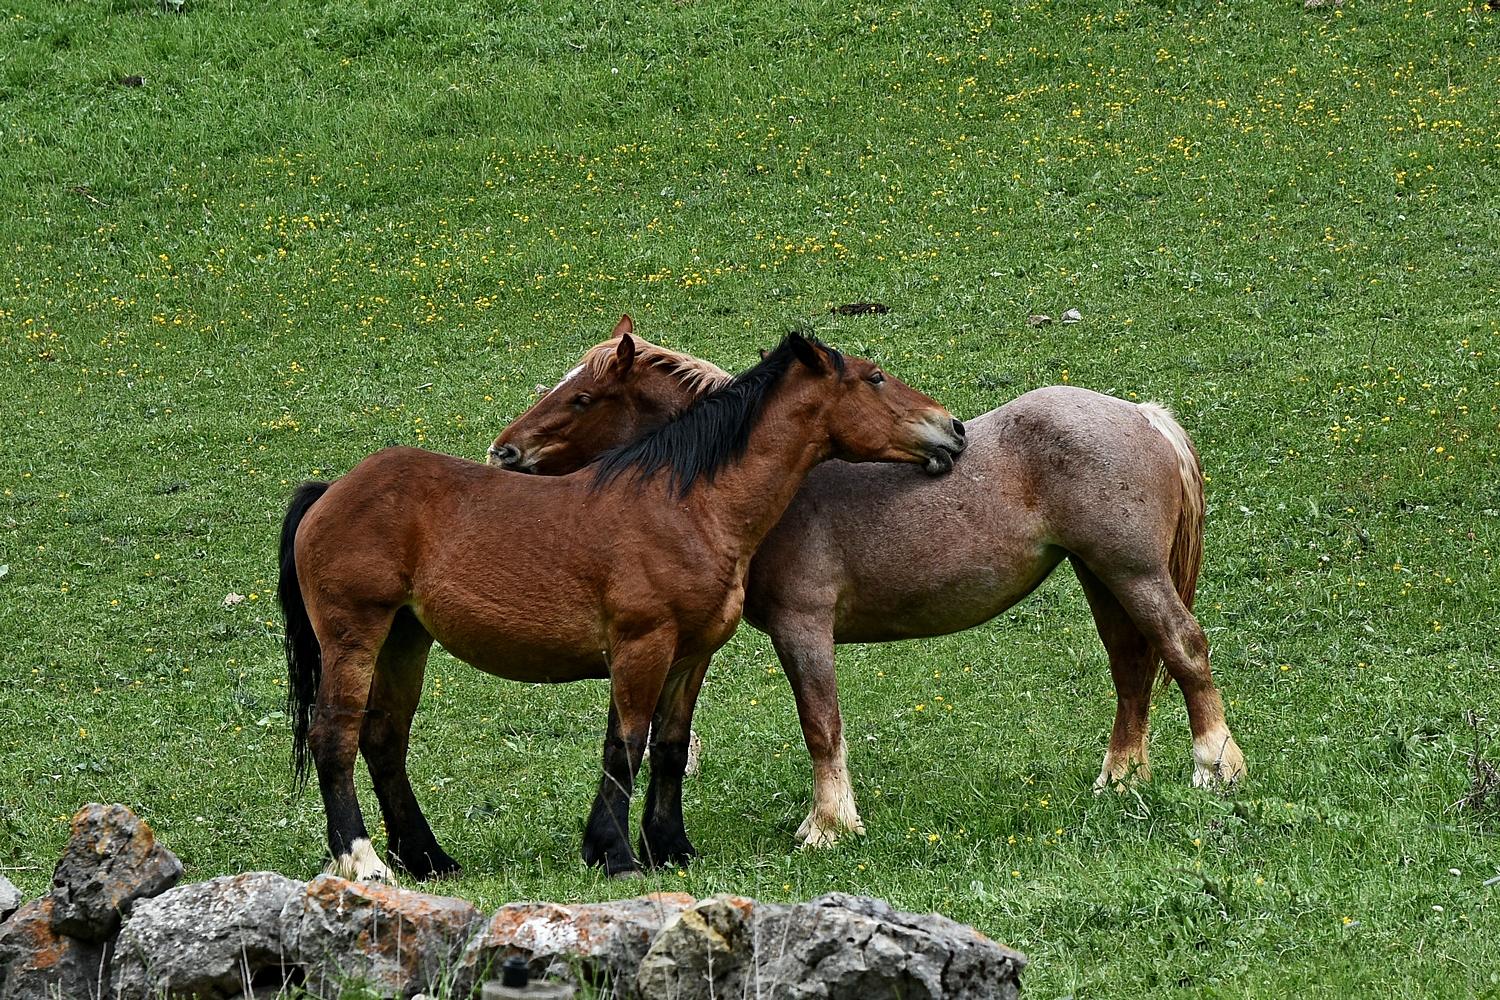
[2,0,1498,995]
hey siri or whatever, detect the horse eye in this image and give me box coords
[573,393,592,407]
[867,371,885,385]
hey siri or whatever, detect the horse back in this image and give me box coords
[744,388,1187,641]
[294,448,613,664]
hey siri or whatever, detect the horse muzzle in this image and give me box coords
[919,417,965,476]
[486,443,535,472]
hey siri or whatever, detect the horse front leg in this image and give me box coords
[582,633,673,877]
[640,655,711,868]
[768,615,863,848]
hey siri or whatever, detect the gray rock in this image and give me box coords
[0,876,20,923]
[635,892,1026,1000]
[48,803,182,942]
[454,893,695,998]
[0,898,110,1000]
[111,871,302,1000]
[633,895,753,997]
[282,874,483,998]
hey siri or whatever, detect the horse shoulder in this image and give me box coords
[744,470,844,626]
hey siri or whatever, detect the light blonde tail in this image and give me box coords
[1138,403,1205,689]
[1138,403,1204,610]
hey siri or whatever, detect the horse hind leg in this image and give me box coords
[1099,568,1247,788]
[583,704,651,877]
[1072,558,1155,790]
[360,608,459,880]
[307,607,397,882]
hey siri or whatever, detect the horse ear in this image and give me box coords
[612,314,634,338]
[787,332,826,373]
[613,332,637,375]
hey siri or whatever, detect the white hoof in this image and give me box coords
[795,769,865,849]
[1094,753,1150,793]
[327,838,395,883]
[796,810,866,849]
[1192,730,1247,789]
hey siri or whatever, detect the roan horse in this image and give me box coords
[491,317,1248,847]
[278,332,964,879]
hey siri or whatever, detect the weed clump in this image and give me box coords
[1454,711,1500,821]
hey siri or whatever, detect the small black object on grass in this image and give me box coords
[482,954,577,998]
[831,302,890,316]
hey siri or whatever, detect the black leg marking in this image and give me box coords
[640,740,696,868]
[582,731,646,876]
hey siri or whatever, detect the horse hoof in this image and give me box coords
[639,831,696,869]
[1094,777,1144,796]
[389,847,462,881]
[609,867,646,881]
[404,861,464,882]
[1192,731,1247,790]
[1192,762,1247,790]
[798,826,841,849]
[327,839,397,884]
[796,815,865,850]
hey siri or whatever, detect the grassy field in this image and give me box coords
[2,0,1498,995]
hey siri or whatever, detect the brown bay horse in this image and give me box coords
[278,332,964,879]
[491,316,1247,847]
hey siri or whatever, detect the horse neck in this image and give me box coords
[683,373,834,560]
[638,365,709,415]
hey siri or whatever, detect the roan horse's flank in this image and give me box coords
[492,316,1247,847]
[279,331,964,878]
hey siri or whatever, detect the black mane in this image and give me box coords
[590,332,843,496]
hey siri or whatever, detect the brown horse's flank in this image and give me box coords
[492,320,1246,847]
[279,331,963,878]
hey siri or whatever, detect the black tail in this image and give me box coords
[279,480,332,790]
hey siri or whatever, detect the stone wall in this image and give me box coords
[0,804,1026,999]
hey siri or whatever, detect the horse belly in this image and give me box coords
[413,586,610,683]
[831,544,1062,643]
[441,634,611,683]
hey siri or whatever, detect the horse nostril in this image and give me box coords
[489,443,522,466]
[951,419,966,438]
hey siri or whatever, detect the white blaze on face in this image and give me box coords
[537,364,585,404]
